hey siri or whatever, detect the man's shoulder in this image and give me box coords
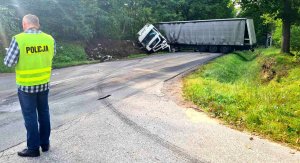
[14,32,25,38]
[41,32,54,40]
[41,32,51,36]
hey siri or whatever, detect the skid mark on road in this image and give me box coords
[93,54,224,163]
[0,53,221,159]
[164,54,222,82]
[101,98,206,163]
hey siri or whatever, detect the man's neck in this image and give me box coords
[24,27,39,31]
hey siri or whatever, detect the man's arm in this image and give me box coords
[4,38,20,67]
[54,40,56,56]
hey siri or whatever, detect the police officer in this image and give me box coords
[4,14,55,157]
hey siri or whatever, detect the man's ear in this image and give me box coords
[22,21,27,30]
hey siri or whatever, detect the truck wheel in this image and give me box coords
[170,45,176,53]
[171,48,176,53]
[146,50,153,54]
[209,46,218,53]
[198,46,207,52]
[220,46,232,54]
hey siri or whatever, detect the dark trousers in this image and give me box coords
[18,89,51,150]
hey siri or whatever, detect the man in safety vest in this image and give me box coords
[4,14,55,157]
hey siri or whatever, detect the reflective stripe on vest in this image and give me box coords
[14,32,54,86]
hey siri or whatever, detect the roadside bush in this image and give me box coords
[0,42,96,72]
[0,47,14,73]
[0,6,20,47]
[0,7,19,73]
[272,20,282,48]
[290,26,300,62]
[53,42,88,68]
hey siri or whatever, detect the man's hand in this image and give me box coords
[5,48,9,51]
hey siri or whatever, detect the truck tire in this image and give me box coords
[146,50,153,54]
[170,45,181,53]
[220,46,232,54]
[209,46,218,53]
[171,47,176,53]
[198,46,207,52]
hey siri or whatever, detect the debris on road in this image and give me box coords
[85,39,144,61]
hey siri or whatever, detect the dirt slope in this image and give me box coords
[85,39,145,60]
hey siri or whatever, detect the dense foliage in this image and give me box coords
[238,0,300,53]
[273,21,300,55]
[0,0,234,46]
[0,0,299,53]
[0,5,20,47]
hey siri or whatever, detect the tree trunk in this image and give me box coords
[281,20,291,53]
[281,0,291,54]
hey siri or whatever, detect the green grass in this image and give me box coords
[0,48,14,73]
[53,42,91,68]
[52,60,99,69]
[127,53,148,59]
[0,42,95,73]
[183,48,300,149]
[128,51,169,59]
[0,54,14,73]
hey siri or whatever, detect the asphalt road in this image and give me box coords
[0,52,299,163]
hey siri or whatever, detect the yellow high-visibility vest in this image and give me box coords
[14,32,54,86]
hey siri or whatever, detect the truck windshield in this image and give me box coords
[142,30,157,46]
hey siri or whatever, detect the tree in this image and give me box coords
[239,0,300,54]
[237,5,272,46]
[177,0,234,20]
[0,4,20,47]
[0,0,236,41]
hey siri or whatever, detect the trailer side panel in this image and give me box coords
[158,20,247,46]
[246,19,257,45]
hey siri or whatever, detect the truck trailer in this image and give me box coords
[138,18,257,53]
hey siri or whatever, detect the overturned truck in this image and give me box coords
[138,18,257,53]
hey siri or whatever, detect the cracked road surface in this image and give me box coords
[0,52,299,162]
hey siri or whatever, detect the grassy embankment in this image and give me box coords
[0,42,97,73]
[0,52,14,73]
[183,48,300,150]
[0,42,155,73]
[52,42,98,68]
[127,53,148,59]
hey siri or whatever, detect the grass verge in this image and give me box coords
[53,42,93,68]
[127,51,168,59]
[0,54,14,73]
[127,53,148,59]
[0,42,96,73]
[0,47,14,73]
[183,48,300,150]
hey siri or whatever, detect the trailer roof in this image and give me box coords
[158,18,249,24]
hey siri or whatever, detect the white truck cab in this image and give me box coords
[137,24,170,53]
